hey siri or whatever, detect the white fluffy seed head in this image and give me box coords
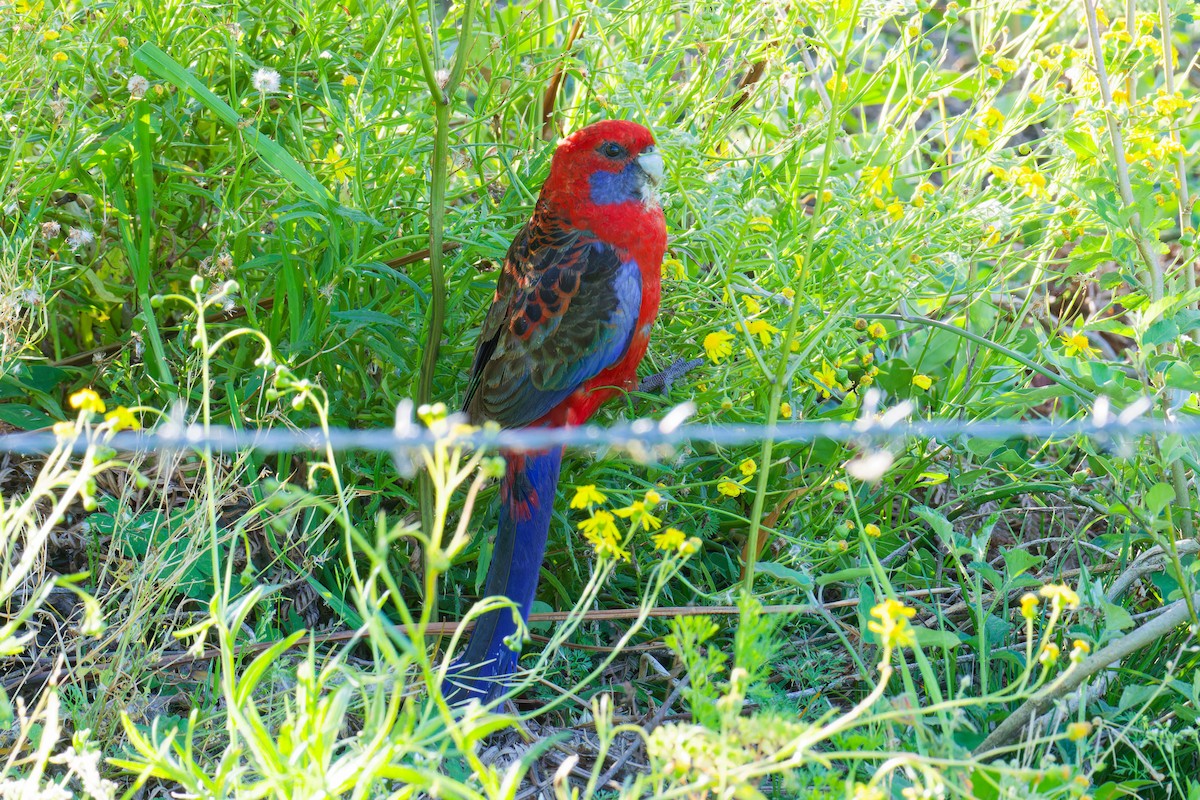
[252,67,281,93]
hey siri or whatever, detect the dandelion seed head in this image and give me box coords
[66,227,94,251]
[253,67,281,93]
[127,74,149,98]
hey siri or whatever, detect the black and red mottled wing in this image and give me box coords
[462,213,642,428]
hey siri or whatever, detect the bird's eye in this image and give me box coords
[600,142,627,159]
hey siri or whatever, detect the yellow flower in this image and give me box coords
[52,51,68,63]
[1028,90,1045,105]
[644,489,661,506]
[613,500,662,532]
[69,389,106,415]
[661,258,685,279]
[833,480,849,492]
[912,374,933,391]
[1015,166,1049,200]
[570,484,607,509]
[748,216,773,231]
[1059,332,1099,358]
[1020,592,1039,620]
[989,166,1010,183]
[1039,641,1060,664]
[114,36,128,48]
[911,182,935,208]
[780,287,795,300]
[813,360,839,398]
[742,295,762,315]
[52,421,76,439]
[738,458,757,478]
[652,527,687,552]
[779,402,792,419]
[1112,88,1129,105]
[867,321,887,339]
[743,319,780,345]
[1039,583,1080,610]
[703,330,735,364]
[885,201,903,221]
[965,127,991,148]
[105,406,141,431]
[1066,721,1093,741]
[717,479,745,498]
[314,144,355,182]
[342,73,359,88]
[864,523,881,538]
[861,165,892,197]
[1070,639,1091,663]
[578,510,629,561]
[981,107,1005,128]
[852,784,886,800]
[1094,4,1109,27]
[996,57,1018,73]
[43,29,59,41]
[867,598,917,649]
[1153,91,1189,117]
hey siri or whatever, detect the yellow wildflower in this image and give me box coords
[652,527,687,552]
[912,374,933,391]
[1039,641,1060,664]
[52,51,68,63]
[69,389,106,415]
[570,484,607,509]
[861,165,892,197]
[703,330,735,364]
[739,458,757,478]
[743,295,762,315]
[613,500,662,532]
[781,287,795,300]
[717,480,745,498]
[52,421,75,439]
[314,144,355,182]
[911,181,936,208]
[996,57,1018,73]
[813,360,839,398]
[1039,583,1080,610]
[989,166,1010,183]
[104,406,141,431]
[833,480,849,492]
[965,127,991,148]
[1066,721,1093,741]
[662,258,685,279]
[863,523,881,538]
[886,201,904,221]
[1015,166,1049,200]
[867,598,917,649]
[743,319,780,345]
[1153,91,1189,117]
[1112,88,1129,105]
[1059,332,1099,358]
[981,107,1005,128]
[578,510,629,561]
[43,29,59,41]
[1020,592,1039,619]
[867,321,887,339]
[342,73,359,88]
[1028,91,1045,105]
[779,402,792,419]
[644,489,661,506]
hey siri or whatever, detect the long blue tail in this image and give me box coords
[444,447,563,705]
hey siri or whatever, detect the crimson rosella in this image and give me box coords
[447,120,667,704]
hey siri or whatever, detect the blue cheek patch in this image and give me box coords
[589,163,639,205]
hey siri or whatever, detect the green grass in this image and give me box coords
[2,0,1200,796]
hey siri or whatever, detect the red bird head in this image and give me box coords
[537,120,666,254]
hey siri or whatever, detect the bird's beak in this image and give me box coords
[637,147,664,187]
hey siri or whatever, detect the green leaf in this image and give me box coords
[757,561,814,590]
[1145,482,1175,516]
[0,404,56,430]
[913,627,963,650]
[1002,548,1045,579]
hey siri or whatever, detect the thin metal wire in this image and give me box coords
[0,397,1192,456]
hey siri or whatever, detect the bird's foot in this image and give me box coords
[638,356,704,394]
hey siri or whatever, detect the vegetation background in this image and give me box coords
[2,0,1200,796]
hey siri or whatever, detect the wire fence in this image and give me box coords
[1,394,1194,458]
